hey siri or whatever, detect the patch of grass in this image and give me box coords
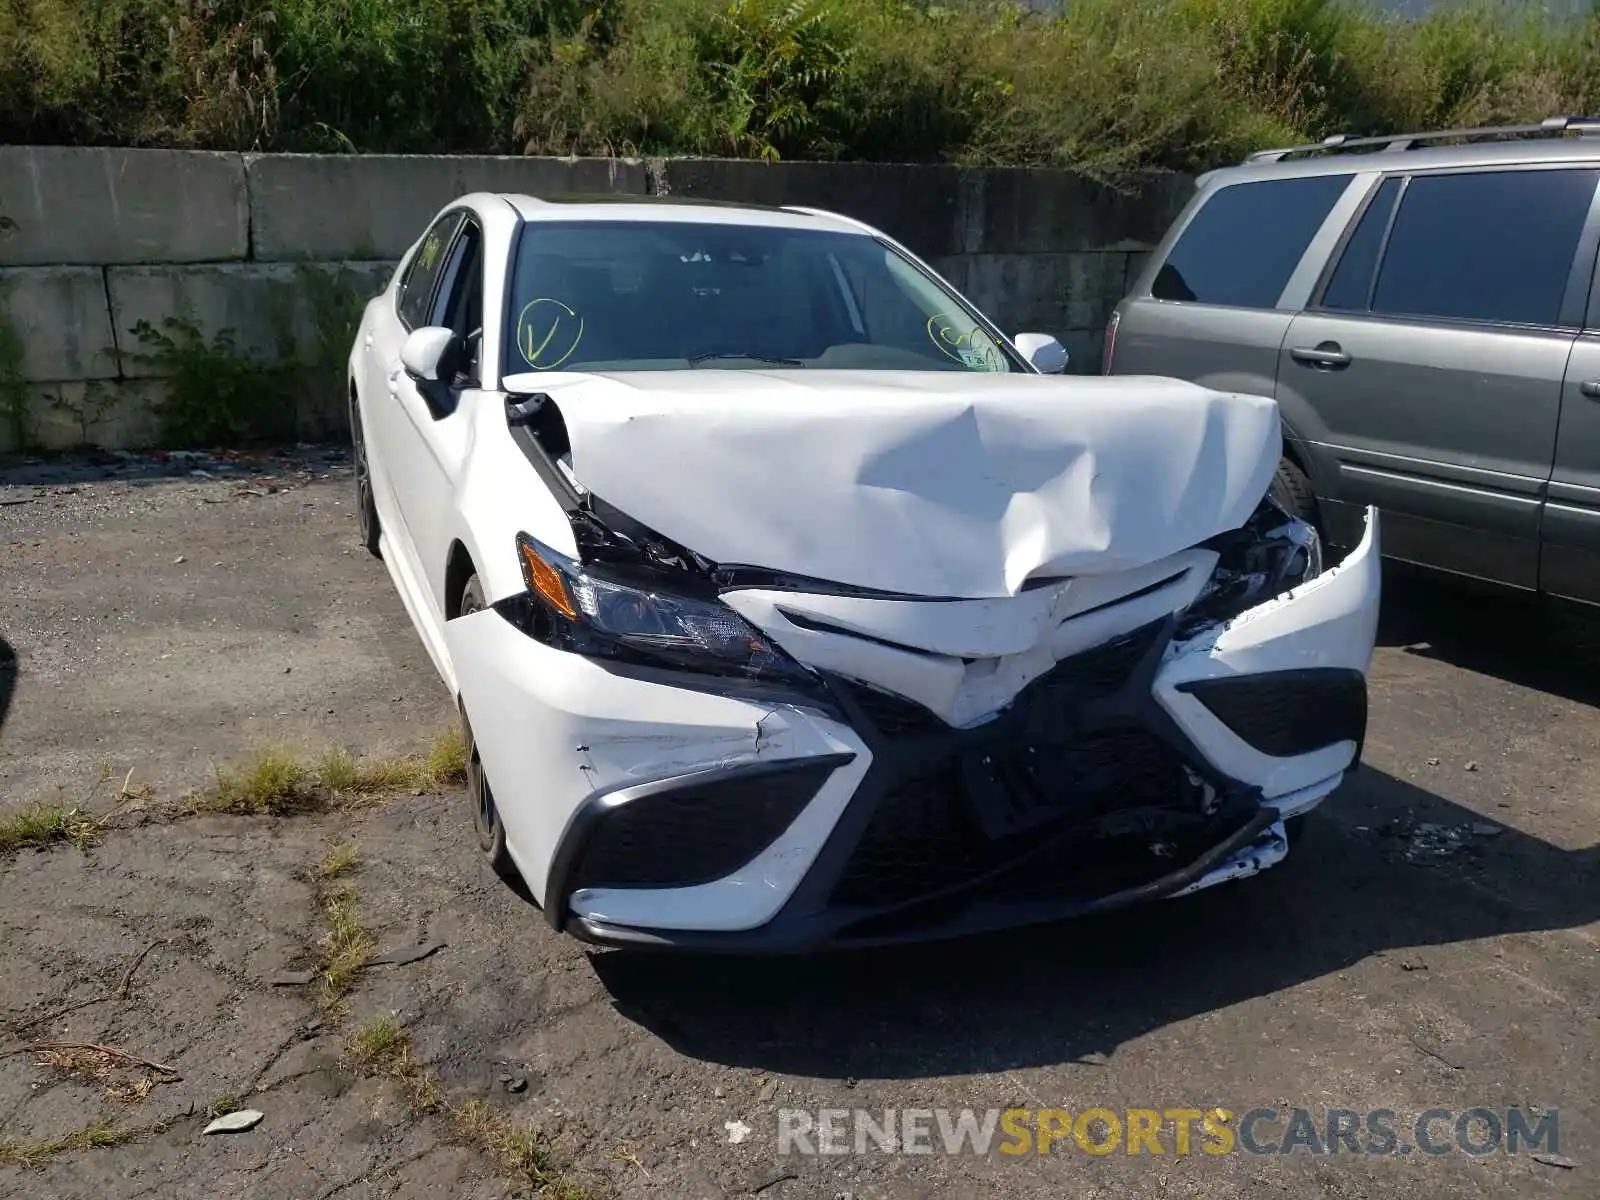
[343,1018,590,1197]
[0,1120,141,1169]
[344,1013,408,1070]
[317,841,360,880]
[426,726,469,787]
[206,1094,242,1118]
[316,884,375,1008]
[201,747,319,816]
[192,728,467,816]
[0,804,102,855]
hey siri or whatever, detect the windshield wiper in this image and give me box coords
[686,352,805,367]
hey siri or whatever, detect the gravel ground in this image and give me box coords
[0,454,1596,1199]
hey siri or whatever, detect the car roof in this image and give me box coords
[1199,129,1600,188]
[498,192,869,234]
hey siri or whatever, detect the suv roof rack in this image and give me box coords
[1245,115,1600,163]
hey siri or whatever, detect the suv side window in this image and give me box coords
[1369,168,1600,327]
[1318,176,1402,312]
[397,212,465,331]
[1151,174,1350,309]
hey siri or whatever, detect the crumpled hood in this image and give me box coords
[506,369,1281,599]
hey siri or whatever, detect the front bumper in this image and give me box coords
[445,508,1381,951]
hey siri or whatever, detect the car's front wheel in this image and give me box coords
[352,396,381,558]
[459,573,517,880]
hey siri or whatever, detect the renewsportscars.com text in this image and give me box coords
[777,1106,1561,1158]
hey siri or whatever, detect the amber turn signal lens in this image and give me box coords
[517,538,578,619]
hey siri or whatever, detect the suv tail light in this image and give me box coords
[1101,310,1120,375]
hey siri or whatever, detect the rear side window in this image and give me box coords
[1370,168,1600,327]
[397,213,465,330]
[1319,177,1402,312]
[1151,175,1350,309]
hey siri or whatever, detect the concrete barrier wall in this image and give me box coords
[0,147,1191,451]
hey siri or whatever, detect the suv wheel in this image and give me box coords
[1269,457,1320,532]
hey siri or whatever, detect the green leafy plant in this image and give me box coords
[2,0,1599,182]
[126,317,289,447]
[697,0,857,161]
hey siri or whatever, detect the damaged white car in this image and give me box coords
[348,193,1381,950]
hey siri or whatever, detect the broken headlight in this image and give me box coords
[1175,497,1323,639]
[507,533,818,688]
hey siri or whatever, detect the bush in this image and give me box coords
[1,0,1597,182]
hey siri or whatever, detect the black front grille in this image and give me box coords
[571,760,839,891]
[827,619,1195,910]
[840,620,1166,745]
[831,727,1201,907]
[852,685,949,739]
[1045,622,1165,694]
[1180,669,1367,757]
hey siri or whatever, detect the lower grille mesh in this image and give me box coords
[831,727,1198,907]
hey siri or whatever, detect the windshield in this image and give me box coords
[502,219,1025,375]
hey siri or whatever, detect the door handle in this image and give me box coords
[1580,379,1600,399]
[363,333,374,349]
[1290,344,1353,369]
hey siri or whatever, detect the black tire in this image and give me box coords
[1268,456,1319,531]
[459,573,517,880]
[352,397,382,558]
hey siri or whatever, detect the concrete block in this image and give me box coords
[22,379,166,451]
[0,267,118,382]
[0,147,248,266]
[248,155,647,260]
[961,252,1129,339]
[108,262,396,378]
[1059,328,1106,376]
[964,168,1196,254]
[1124,251,1153,295]
[925,256,969,293]
[661,159,964,260]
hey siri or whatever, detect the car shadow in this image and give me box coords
[0,636,14,738]
[1377,568,1600,709]
[590,768,1596,1079]
[0,446,348,489]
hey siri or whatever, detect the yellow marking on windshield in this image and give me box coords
[927,314,1004,371]
[514,298,584,370]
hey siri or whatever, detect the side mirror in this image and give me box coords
[400,326,458,383]
[1013,332,1069,375]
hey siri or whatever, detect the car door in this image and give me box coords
[1544,242,1600,603]
[384,213,488,628]
[1276,165,1600,587]
[364,210,464,547]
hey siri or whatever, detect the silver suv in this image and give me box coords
[1106,117,1600,605]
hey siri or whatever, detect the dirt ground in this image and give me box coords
[1,455,1596,1200]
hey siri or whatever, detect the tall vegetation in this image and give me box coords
[1,0,1596,182]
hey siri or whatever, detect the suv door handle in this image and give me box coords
[1580,379,1600,399]
[1290,344,1353,369]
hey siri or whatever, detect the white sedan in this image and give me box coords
[348,193,1381,950]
